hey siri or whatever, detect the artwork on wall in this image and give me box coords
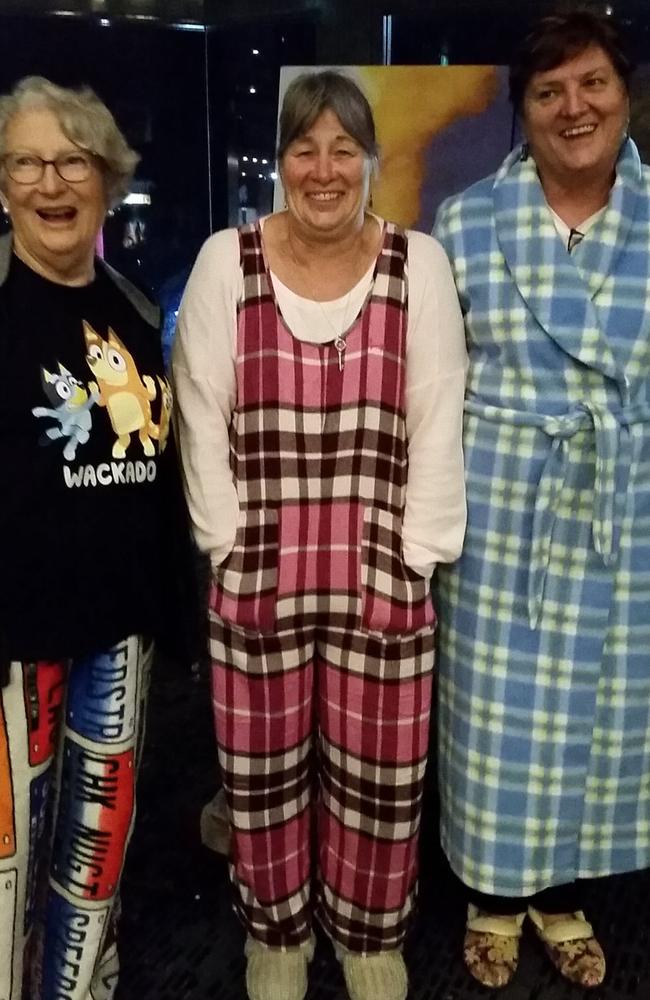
[275,65,514,232]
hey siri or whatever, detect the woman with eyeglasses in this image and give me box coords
[0,76,195,1000]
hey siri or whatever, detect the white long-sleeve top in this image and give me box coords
[172,218,468,579]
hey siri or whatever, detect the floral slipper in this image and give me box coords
[463,905,525,988]
[527,906,606,988]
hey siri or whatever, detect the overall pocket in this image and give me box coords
[360,506,434,634]
[209,508,279,634]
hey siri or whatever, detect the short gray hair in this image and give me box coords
[0,76,139,206]
[277,71,379,167]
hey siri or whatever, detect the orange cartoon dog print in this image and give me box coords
[83,321,157,458]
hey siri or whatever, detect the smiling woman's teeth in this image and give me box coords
[562,124,596,137]
[309,192,339,200]
[37,207,76,220]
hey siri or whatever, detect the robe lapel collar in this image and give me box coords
[572,140,642,301]
[493,144,620,381]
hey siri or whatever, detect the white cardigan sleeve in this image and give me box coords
[402,230,468,578]
[171,228,241,567]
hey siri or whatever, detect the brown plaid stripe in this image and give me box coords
[316,888,413,952]
[231,414,408,512]
[236,879,313,948]
[361,507,434,633]
[210,508,279,633]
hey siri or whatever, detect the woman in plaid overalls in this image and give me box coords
[173,71,467,1000]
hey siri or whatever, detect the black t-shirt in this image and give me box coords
[0,253,194,663]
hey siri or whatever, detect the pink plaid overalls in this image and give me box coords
[209,221,435,953]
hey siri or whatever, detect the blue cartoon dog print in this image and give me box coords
[32,363,98,462]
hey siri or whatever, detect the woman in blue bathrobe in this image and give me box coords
[434,9,650,990]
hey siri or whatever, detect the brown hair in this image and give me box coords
[277,71,378,166]
[509,8,633,112]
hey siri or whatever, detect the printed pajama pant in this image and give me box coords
[210,615,434,953]
[0,635,151,1000]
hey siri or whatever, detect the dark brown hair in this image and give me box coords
[509,8,633,112]
[277,71,378,165]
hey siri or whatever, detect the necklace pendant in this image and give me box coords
[334,336,346,372]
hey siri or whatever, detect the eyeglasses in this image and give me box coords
[2,150,97,185]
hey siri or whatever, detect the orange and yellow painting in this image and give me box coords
[276,65,514,232]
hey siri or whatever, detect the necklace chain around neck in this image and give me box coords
[285,227,364,337]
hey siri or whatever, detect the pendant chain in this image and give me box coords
[285,227,364,372]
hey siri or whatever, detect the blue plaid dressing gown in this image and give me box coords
[433,139,650,896]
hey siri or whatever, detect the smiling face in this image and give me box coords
[280,107,372,241]
[522,44,629,192]
[1,106,107,285]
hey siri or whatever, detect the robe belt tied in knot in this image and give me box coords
[465,397,650,629]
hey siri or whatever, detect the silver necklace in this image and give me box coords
[313,291,356,371]
[285,227,365,372]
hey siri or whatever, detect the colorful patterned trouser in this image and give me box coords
[210,614,434,953]
[0,636,151,1000]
